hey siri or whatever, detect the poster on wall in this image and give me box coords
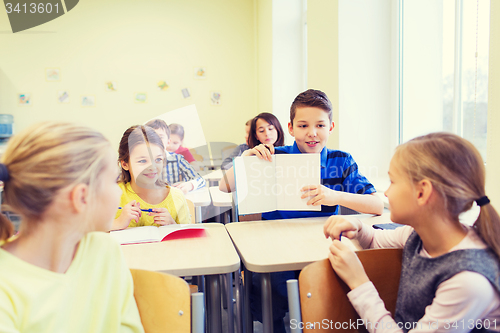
[193,67,206,79]
[135,92,147,103]
[58,91,70,103]
[45,68,60,81]
[105,81,117,92]
[210,91,221,105]
[158,80,169,91]
[18,93,31,106]
[81,96,95,107]
[181,88,191,99]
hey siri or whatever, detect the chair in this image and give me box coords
[130,269,205,333]
[287,248,403,333]
[186,199,196,224]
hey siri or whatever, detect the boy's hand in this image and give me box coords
[174,182,194,194]
[323,215,363,240]
[242,144,274,162]
[328,240,369,290]
[149,208,176,226]
[300,184,341,206]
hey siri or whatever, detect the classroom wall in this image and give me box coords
[256,0,273,115]
[487,1,500,208]
[0,0,257,148]
[307,0,339,149]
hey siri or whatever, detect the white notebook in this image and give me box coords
[110,224,206,245]
[234,154,321,215]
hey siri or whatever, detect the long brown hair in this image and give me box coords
[0,122,111,241]
[118,125,166,186]
[248,113,285,148]
[395,132,500,259]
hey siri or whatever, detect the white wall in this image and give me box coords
[402,0,444,142]
[339,0,393,187]
[272,0,305,144]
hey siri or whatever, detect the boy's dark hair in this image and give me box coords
[145,119,171,138]
[169,123,185,140]
[290,89,332,125]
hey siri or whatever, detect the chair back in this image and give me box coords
[186,199,196,224]
[130,269,191,333]
[299,248,403,332]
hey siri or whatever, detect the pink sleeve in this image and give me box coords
[176,146,195,163]
[356,225,414,250]
[348,269,500,333]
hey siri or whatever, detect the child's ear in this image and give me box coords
[329,121,335,133]
[120,160,129,171]
[70,183,89,214]
[288,122,295,137]
[416,179,433,206]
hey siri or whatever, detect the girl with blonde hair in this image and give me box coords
[324,132,500,333]
[0,122,144,333]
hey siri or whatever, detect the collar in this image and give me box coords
[291,142,328,168]
[165,151,176,161]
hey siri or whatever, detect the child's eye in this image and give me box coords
[318,124,325,128]
[138,159,147,163]
[299,125,307,128]
[155,158,163,163]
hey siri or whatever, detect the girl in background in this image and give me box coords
[324,132,500,333]
[0,122,144,333]
[112,125,190,230]
[219,112,286,192]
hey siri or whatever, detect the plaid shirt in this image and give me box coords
[164,152,205,190]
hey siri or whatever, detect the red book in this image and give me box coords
[110,224,206,245]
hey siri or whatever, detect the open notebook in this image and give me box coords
[234,154,321,215]
[110,224,206,245]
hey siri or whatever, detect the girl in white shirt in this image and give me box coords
[324,132,500,333]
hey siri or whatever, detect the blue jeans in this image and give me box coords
[250,270,300,333]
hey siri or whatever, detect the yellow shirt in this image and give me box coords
[116,182,191,226]
[0,232,144,333]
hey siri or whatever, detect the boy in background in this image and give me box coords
[146,119,205,194]
[167,123,196,163]
[244,89,383,332]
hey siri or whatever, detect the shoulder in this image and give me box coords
[168,186,185,199]
[82,232,122,253]
[274,145,294,154]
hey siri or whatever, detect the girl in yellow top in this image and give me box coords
[112,125,191,230]
[0,122,144,333]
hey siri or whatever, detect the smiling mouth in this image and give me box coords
[144,172,157,179]
[306,141,319,147]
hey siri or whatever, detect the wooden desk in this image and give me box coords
[185,186,212,223]
[120,223,240,333]
[225,214,392,333]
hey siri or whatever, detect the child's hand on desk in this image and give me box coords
[242,144,274,162]
[328,240,369,290]
[173,182,194,194]
[301,184,341,207]
[149,208,176,225]
[323,215,363,240]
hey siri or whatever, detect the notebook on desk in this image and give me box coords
[110,224,206,245]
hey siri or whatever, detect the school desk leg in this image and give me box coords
[243,265,253,333]
[206,274,222,333]
[195,206,202,223]
[261,273,274,333]
[225,272,235,333]
[235,269,243,333]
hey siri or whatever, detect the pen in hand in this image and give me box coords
[118,207,154,213]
